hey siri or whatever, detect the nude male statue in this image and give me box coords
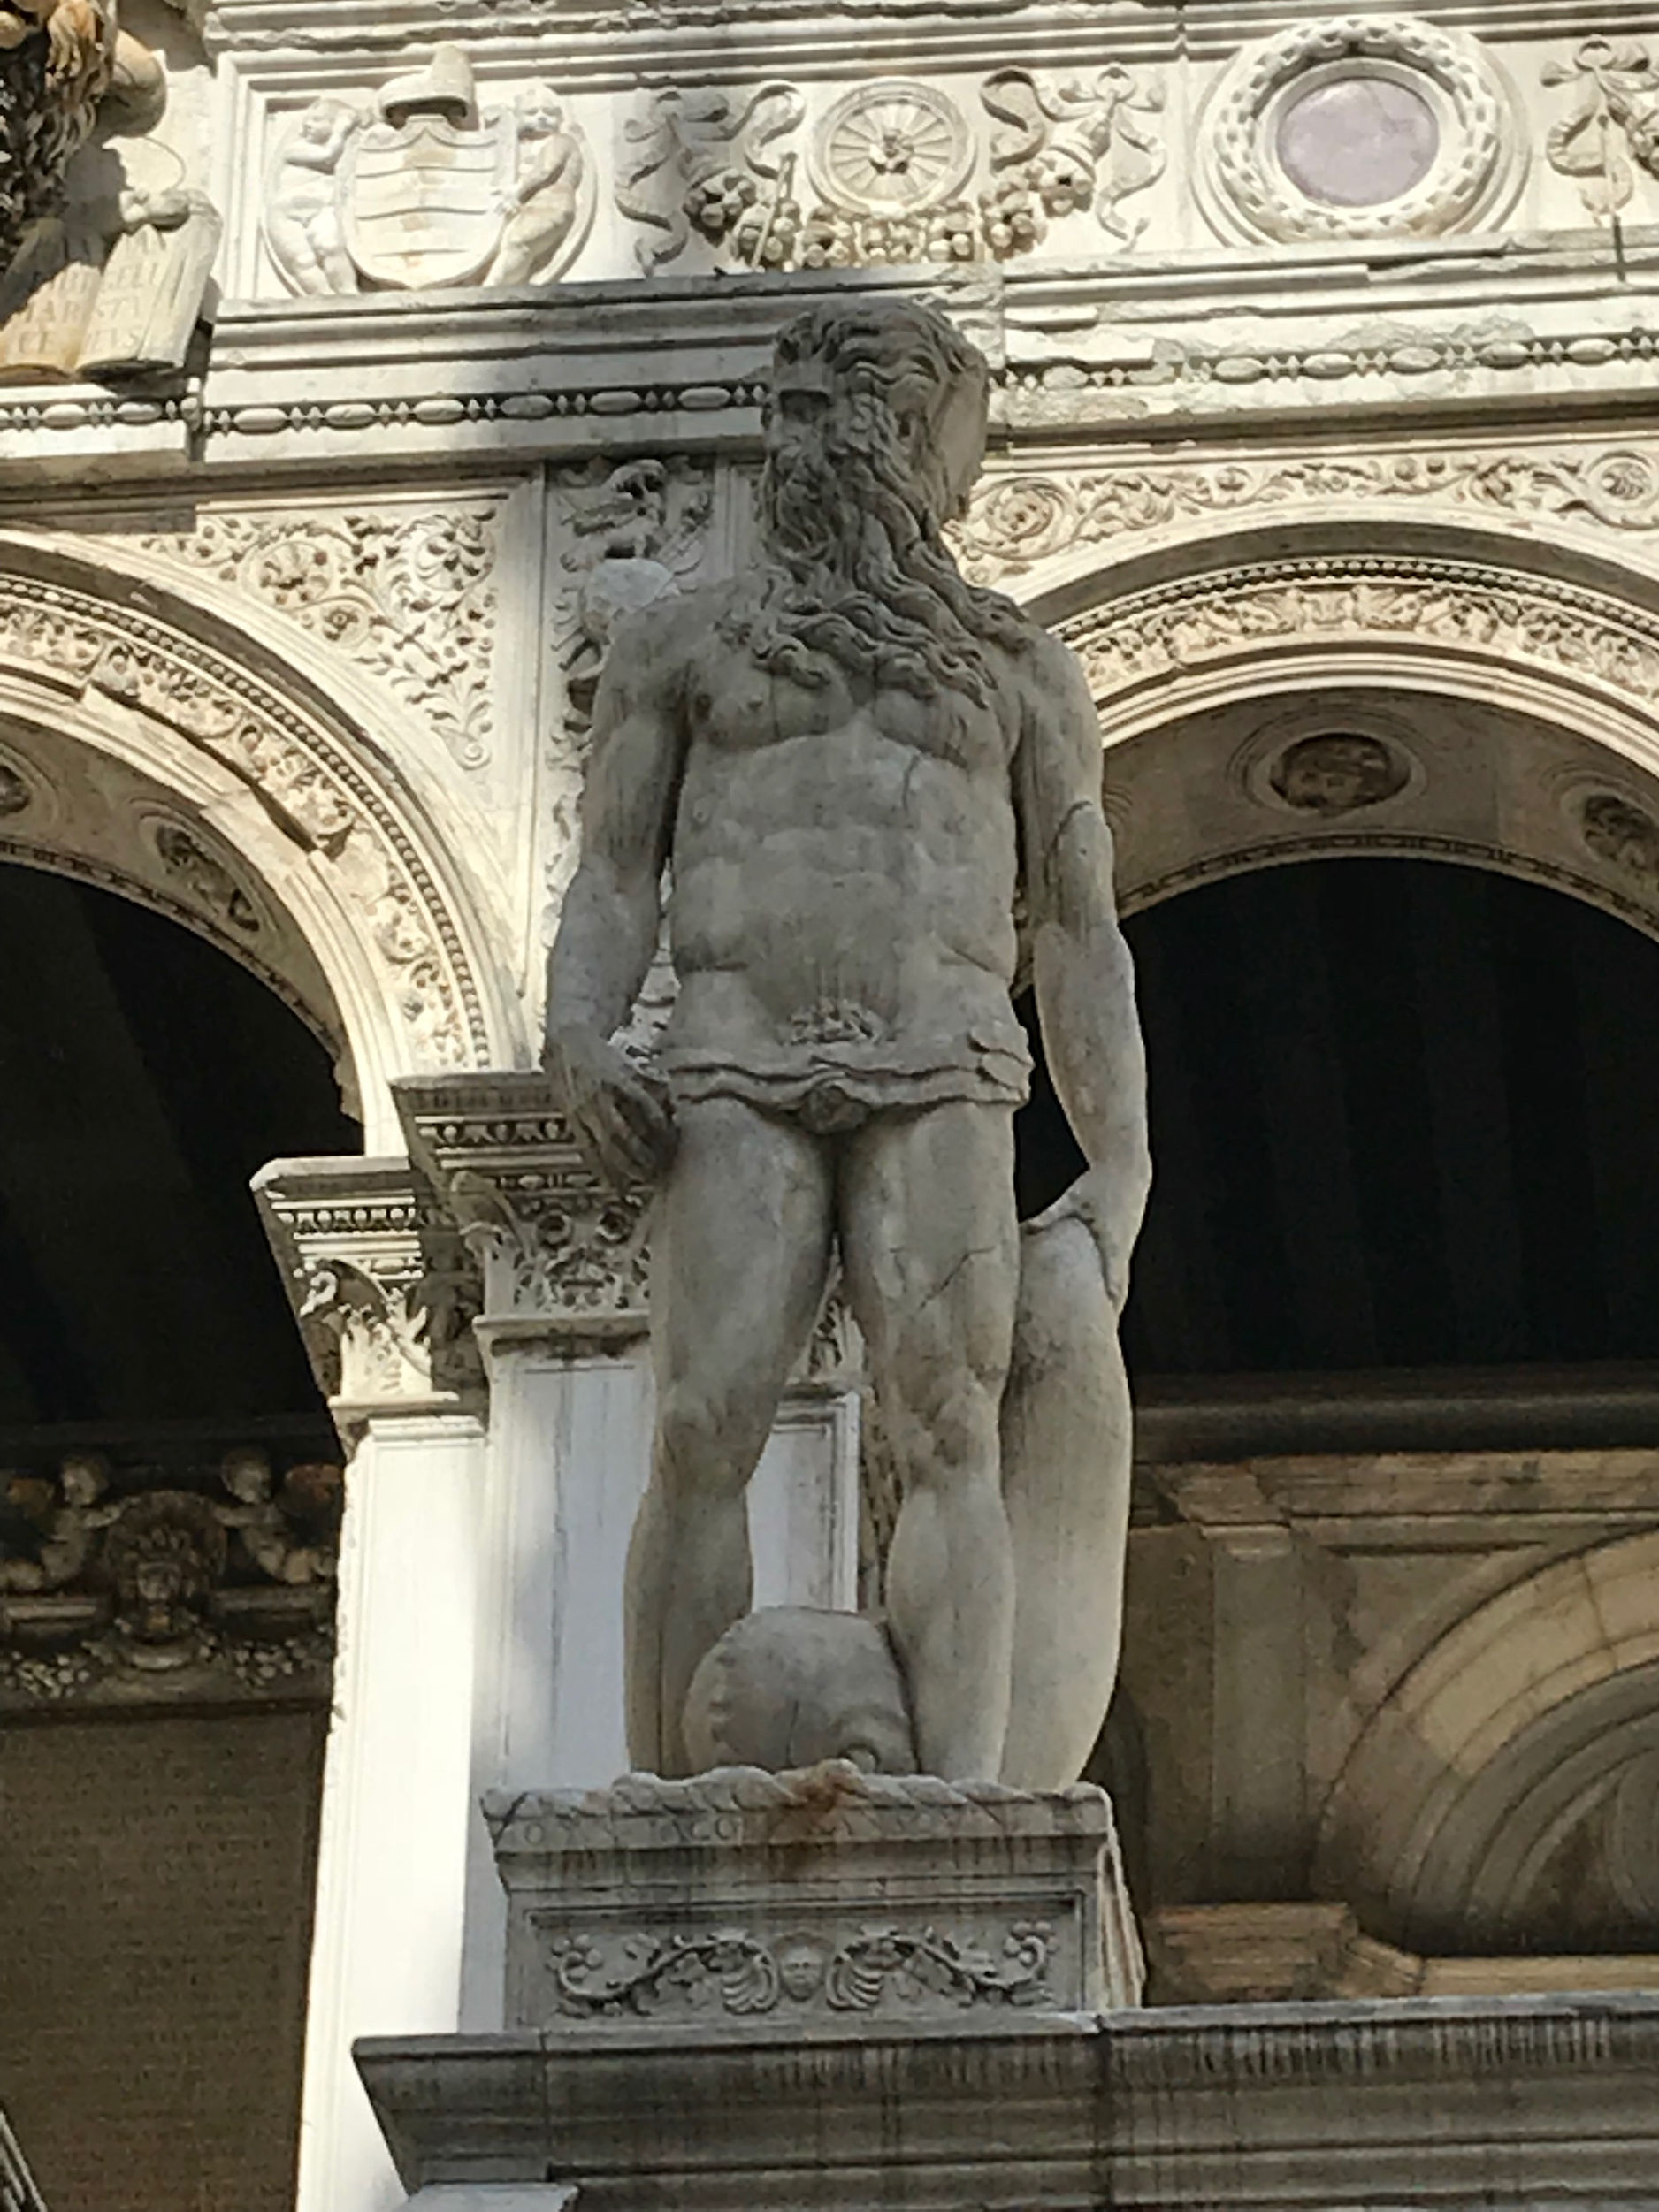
[546,298,1149,1781]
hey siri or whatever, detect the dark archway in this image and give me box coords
[0,864,359,2212]
[1017,859,1659,1384]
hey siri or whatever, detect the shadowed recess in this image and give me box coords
[1015,859,1659,1377]
[0,863,357,1423]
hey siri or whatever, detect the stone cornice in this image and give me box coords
[358,1992,1659,2206]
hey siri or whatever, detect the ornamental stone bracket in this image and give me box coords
[395,1072,654,1353]
[254,1154,485,1438]
[394,1072,864,1388]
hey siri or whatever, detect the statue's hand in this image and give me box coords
[1029,1162,1146,1315]
[545,1022,677,1189]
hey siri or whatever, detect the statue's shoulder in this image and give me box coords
[607,576,736,669]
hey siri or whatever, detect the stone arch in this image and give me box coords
[992,511,1659,937]
[0,531,520,1148]
[1313,1531,1659,1952]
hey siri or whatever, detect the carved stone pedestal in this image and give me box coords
[486,1766,1143,2031]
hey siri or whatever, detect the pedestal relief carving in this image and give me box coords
[264,44,590,295]
[485,1766,1143,2031]
[1196,16,1520,245]
[0,1440,341,1708]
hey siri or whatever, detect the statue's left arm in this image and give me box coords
[1014,634,1151,1309]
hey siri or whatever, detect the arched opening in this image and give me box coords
[1015,844,1659,1980]
[1019,856,1659,1386]
[0,865,359,2212]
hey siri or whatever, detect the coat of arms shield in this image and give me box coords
[341,111,516,290]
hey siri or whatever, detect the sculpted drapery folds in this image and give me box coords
[546,298,1150,1785]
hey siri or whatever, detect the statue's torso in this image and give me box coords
[659,585,1031,1126]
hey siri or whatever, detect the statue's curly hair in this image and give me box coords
[742,297,1029,710]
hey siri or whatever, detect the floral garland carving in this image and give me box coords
[139,507,501,772]
[546,1919,1055,2017]
[952,447,1659,583]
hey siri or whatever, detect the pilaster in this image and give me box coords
[257,1156,490,2212]
[395,1073,861,2025]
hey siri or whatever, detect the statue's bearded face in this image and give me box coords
[743,301,1020,707]
[761,347,985,557]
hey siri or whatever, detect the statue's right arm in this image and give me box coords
[543,606,691,1184]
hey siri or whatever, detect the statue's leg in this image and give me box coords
[998,1212,1133,1789]
[839,1102,1019,1780]
[626,1096,833,1774]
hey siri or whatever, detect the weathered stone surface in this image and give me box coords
[359,1993,1659,2211]
[485,1764,1143,2031]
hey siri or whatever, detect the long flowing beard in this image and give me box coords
[749,441,1027,707]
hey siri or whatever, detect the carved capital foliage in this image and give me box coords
[397,1074,653,1345]
[255,1157,484,1430]
[0,1430,342,1712]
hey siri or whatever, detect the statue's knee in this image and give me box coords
[655,1377,761,1499]
[883,1367,1001,1488]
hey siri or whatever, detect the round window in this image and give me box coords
[1274,75,1441,207]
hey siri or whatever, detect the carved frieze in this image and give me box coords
[0,1438,341,1709]
[138,502,501,773]
[953,446,1659,584]
[615,67,1164,275]
[1544,38,1659,220]
[264,44,591,295]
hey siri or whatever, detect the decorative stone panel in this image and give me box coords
[485,1764,1143,2030]
[1195,16,1525,245]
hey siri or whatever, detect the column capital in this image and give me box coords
[255,1156,485,1441]
[395,1075,653,1354]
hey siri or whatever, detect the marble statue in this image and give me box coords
[546,295,1149,1783]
